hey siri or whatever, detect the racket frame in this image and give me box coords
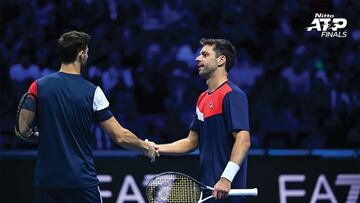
[146,171,258,203]
[15,92,38,141]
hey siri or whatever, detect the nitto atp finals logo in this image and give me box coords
[306,13,347,38]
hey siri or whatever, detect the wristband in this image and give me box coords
[221,161,240,182]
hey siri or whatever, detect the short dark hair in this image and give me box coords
[57,31,91,64]
[200,38,236,72]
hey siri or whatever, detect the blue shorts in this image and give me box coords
[34,186,102,203]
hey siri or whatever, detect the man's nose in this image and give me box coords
[195,56,201,62]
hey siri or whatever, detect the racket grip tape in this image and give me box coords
[229,188,258,196]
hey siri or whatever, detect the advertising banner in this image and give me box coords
[1,151,359,203]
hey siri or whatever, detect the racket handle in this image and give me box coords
[229,188,258,196]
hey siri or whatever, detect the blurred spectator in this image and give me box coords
[1,0,359,149]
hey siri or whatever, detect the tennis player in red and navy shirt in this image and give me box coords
[157,38,251,203]
[20,31,159,203]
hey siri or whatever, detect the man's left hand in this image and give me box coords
[213,177,231,199]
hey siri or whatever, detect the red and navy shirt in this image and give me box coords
[28,71,113,188]
[190,81,249,189]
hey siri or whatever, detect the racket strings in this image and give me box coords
[147,174,201,203]
[18,109,36,137]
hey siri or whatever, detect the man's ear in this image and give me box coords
[77,50,84,60]
[218,55,226,67]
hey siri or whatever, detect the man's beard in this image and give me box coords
[199,70,210,79]
[199,66,215,79]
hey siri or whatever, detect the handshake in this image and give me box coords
[142,139,160,162]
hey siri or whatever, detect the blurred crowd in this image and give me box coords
[1,0,359,149]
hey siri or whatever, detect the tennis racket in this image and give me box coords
[15,92,39,142]
[146,172,258,203]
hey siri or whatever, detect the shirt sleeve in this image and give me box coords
[28,80,38,96]
[222,91,250,134]
[93,87,113,123]
[189,107,202,132]
[189,115,199,132]
[23,80,38,111]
